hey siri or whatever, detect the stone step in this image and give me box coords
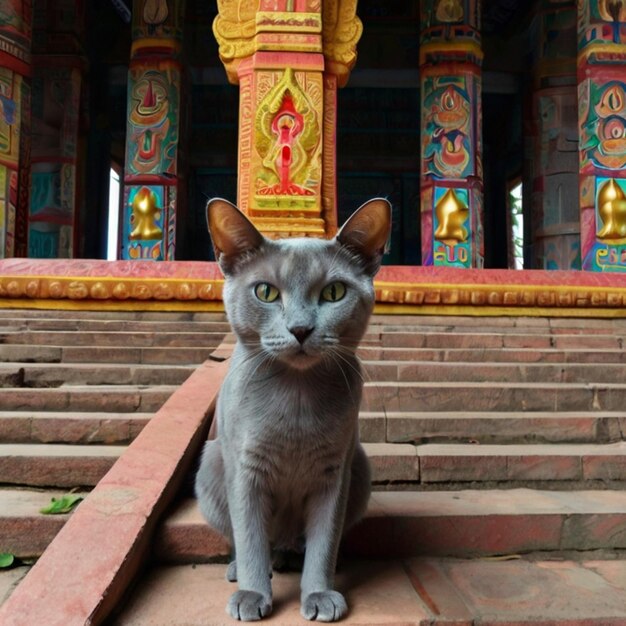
[0,309,227,322]
[154,488,626,563]
[0,443,124,487]
[359,410,625,445]
[0,317,231,333]
[369,313,626,332]
[376,330,624,350]
[0,330,225,348]
[358,345,626,363]
[0,385,176,412]
[362,380,626,413]
[0,363,195,387]
[0,344,219,365]
[10,360,619,389]
[111,556,626,625]
[0,411,151,444]
[0,487,89,558]
[363,441,626,485]
[361,360,626,383]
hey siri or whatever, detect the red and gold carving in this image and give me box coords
[254,68,320,200]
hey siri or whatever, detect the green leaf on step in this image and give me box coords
[0,553,15,568]
[40,494,83,515]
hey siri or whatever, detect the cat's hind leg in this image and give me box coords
[195,439,233,542]
[344,442,372,532]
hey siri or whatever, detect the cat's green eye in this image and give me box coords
[254,282,280,303]
[321,281,346,303]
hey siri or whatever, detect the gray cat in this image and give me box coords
[195,197,391,622]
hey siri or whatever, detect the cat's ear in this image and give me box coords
[337,198,392,275]
[206,198,264,273]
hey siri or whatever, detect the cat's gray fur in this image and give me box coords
[195,197,392,622]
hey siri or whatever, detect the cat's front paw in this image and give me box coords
[227,590,272,621]
[301,590,347,622]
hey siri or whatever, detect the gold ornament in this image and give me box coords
[434,189,469,245]
[597,178,626,241]
[130,187,163,240]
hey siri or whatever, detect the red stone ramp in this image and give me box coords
[0,358,228,626]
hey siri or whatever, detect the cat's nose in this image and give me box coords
[289,325,314,344]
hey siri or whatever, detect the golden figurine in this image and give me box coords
[130,186,163,240]
[434,188,469,246]
[597,178,626,241]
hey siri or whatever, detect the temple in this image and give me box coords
[2,0,626,313]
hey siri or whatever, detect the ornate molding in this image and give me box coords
[212,0,259,84]
[2,261,626,316]
[322,0,363,85]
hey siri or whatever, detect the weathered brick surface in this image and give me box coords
[384,412,610,445]
[363,443,419,482]
[0,444,123,487]
[114,561,433,625]
[0,488,86,557]
[0,345,62,363]
[406,557,626,625]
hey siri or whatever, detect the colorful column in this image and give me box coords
[578,0,626,271]
[28,1,86,259]
[527,1,579,270]
[213,0,362,239]
[419,0,483,268]
[121,0,185,261]
[0,1,32,258]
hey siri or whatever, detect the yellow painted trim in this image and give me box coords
[419,41,483,65]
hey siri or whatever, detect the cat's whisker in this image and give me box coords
[328,347,365,384]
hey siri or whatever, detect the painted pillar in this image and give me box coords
[213,0,362,239]
[121,0,185,261]
[28,0,86,259]
[578,0,626,271]
[0,0,32,258]
[419,0,483,268]
[527,0,579,270]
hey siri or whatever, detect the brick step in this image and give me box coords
[359,411,625,444]
[0,330,225,348]
[0,344,221,365]
[374,330,624,350]
[362,380,626,412]
[0,309,227,322]
[364,441,626,485]
[112,556,626,625]
[0,385,177,412]
[358,345,626,363]
[369,313,626,332]
[0,363,195,387]
[0,487,89,558]
[154,488,626,563]
[0,317,231,333]
[0,443,124,487]
[368,319,626,334]
[0,411,151,444]
[361,360,626,383]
